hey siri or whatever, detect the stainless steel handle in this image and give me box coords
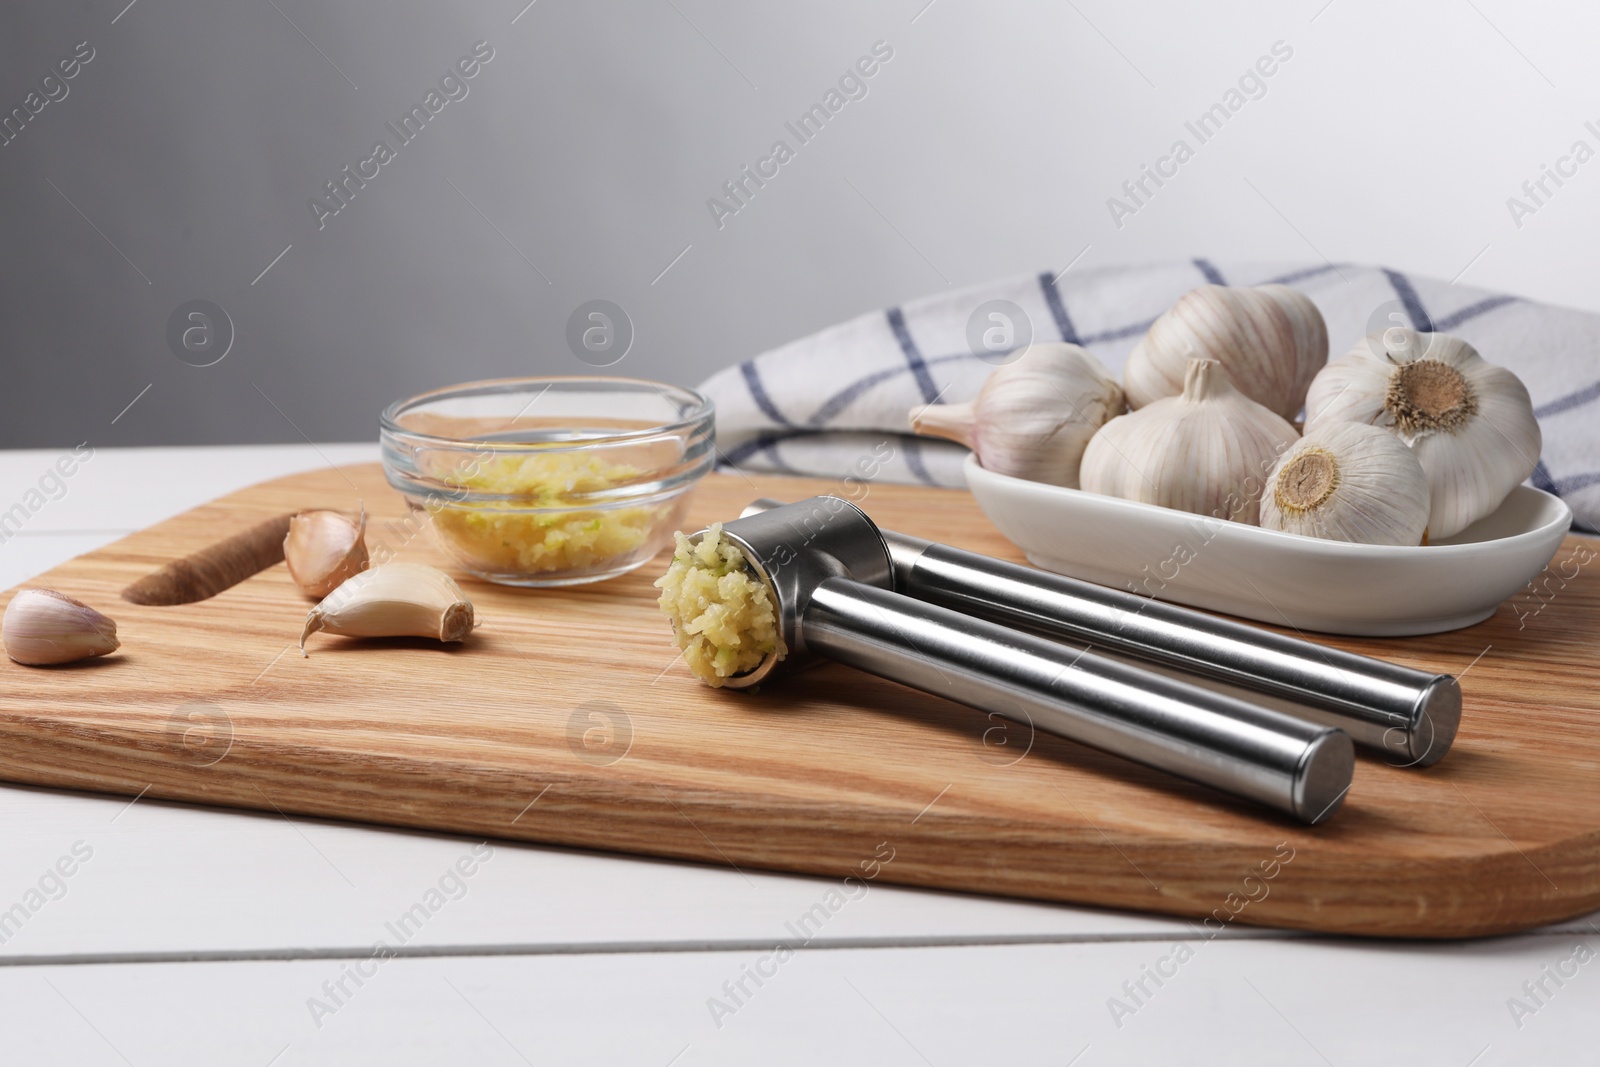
[803,577,1354,824]
[745,499,1460,767]
[898,538,1461,766]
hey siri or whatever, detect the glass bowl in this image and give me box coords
[380,377,715,587]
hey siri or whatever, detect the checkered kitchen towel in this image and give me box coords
[699,260,1600,532]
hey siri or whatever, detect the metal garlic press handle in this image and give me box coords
[803,577,1354,824]
[744,499,1461,767]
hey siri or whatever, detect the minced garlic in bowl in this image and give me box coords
[431,452,658,576]
[380,377,715,587]
[655,523,785,686]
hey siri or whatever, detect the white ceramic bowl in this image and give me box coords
[963,453,1573,637]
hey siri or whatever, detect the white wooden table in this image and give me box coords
[0,445,1594,1065]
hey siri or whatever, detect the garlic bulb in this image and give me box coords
[1259,422,1431,545]
[909,342,1123,487]
[1304,329,1541,539]
[284,507,369,598]
[1079,358,1299,524]
[300,562,475,653]
[3,589,120,666]
[1124,284,1328,420]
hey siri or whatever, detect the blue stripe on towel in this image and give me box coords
[1383,269,1435,332]
[757,439,796,472]
[899,434,937,485]
[1534,378,1600,420]
[722,429,814,466]
[1433,294,1518,332]
[1038,271,1081,344]
[1556,469,1600,495]
[809,352,985,426]
[809,365,911,426]
[886,307,940,403]
[1194,258,1226,285]
[1264,263,1341,287]
[740,361,797,427]
[1530,461,1558,494]
[723,428,941,487]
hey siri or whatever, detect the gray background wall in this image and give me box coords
[2,0,1595,448]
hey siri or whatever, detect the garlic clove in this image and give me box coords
[1124,284,1328,420]
[1259,422,1431,545]
[1304,329,1541,539]
[1079,358,1299,524]
[909,343,1124,487]
[3,588,120,666]
[300,562,475,654]
[284,507,369,598]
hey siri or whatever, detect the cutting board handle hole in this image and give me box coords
[121,513,294,606]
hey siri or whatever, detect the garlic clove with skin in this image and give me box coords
[1124,284,1328,420]
[1079,358,1299,524]
[1304,329,1541,539]
[300,562,475,654]
[1259,422,1431,546]
[3,588,120,666]
[284,507,369,598]
[909,342,1124,487]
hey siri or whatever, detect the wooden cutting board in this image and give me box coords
[3,463,1597,938]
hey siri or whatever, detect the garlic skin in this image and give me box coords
[1259,422,1431,546]
[910,342,1124,487]
[1304,329,1541,539]
[300,562,475,653]
[284,508,369,598]
[1079,358,1299,524]
[3,589,120,666]
[1124,284,1328,420]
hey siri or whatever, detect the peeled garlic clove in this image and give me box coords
[1124,284,1328,420]
[1304,329,1541,539]
[1079,358,1299,524]
[284,507,369,598]
[909,342,1124,487]
[299,562,475,654]
[3,589,120,666]
[1259,422,1431,545]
